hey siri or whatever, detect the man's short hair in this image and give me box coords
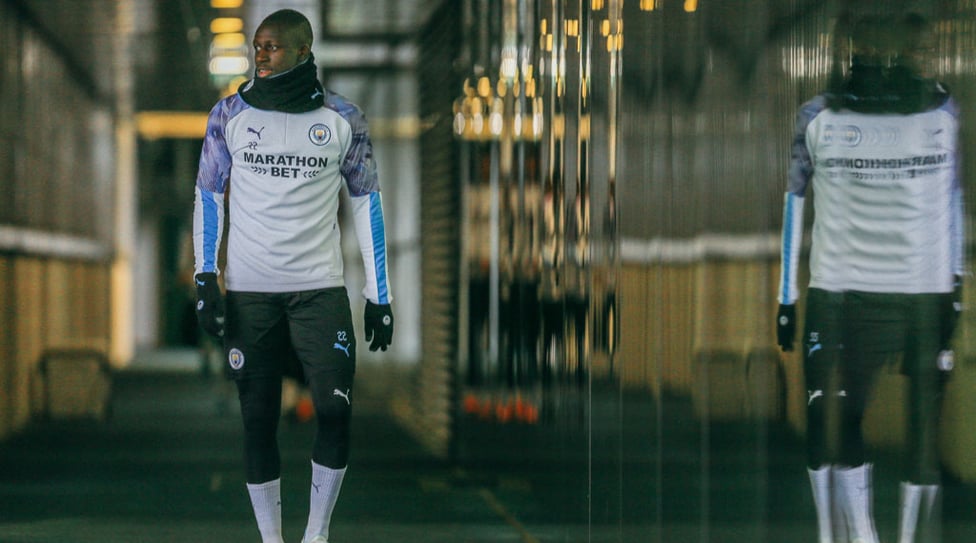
[848,13,932,65]
[260,9,313,46]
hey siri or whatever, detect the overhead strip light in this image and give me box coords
[135,111,209,140]
[211,17,244,34]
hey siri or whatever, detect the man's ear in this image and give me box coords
[298,44,311,62]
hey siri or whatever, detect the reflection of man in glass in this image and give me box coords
[775,13,962,543]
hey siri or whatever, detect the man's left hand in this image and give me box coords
[776,304,796,352]
[942,275,964,348]
[364,301,394,352]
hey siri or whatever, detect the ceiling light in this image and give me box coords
[136,112,209,140]
[210,18,244,34]
[212,32,246,49]
[209,56,249,75]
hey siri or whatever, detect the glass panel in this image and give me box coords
[452,1,976,541]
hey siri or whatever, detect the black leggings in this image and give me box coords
[803,289,947,484]
[238,369,354,484]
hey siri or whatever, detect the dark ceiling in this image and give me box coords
[15,0,444,112]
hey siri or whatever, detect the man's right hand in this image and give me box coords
[194,272,224,339]
[776,304,796,352]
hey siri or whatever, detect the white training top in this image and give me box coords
[193,89,391,304]
[778,93,963,304]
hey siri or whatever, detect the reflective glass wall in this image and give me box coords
[424,0,976,541]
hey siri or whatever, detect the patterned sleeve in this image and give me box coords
[778,96,823,304]
[329,92,390,303]
[331,94,380,196]
[786,95,824,196]
[192,98,235,275]
[945,96,966,277]
[196,98,236,193]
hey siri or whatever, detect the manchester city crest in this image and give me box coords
[309,123,332,146]
[228,348,245,370]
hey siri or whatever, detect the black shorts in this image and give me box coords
[223,287,357,381]
[803,288,947,377]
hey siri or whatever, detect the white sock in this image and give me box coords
[898,482,923,543]
[830,468,848,542]
[246,479,284,543]
[808,465,835,543]
[898,482,942,543]
[303,462,346,543]
[921,484,939,519]
[925,484,942,541]
[834,464,879,543]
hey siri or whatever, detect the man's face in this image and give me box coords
[252,23,308,78]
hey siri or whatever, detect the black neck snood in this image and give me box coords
[238,55,325,113]
[827,59,948,114]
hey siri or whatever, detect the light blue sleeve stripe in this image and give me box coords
[369,192,390,304]
[779,192,804,304]
[780,196,794,303]
[201,187,220,272]
[951,185,965,276]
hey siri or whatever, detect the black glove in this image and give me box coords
[941,275,963,348]
[194,272,224,339]
[776,304,796,352]
[364,301,394,352]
